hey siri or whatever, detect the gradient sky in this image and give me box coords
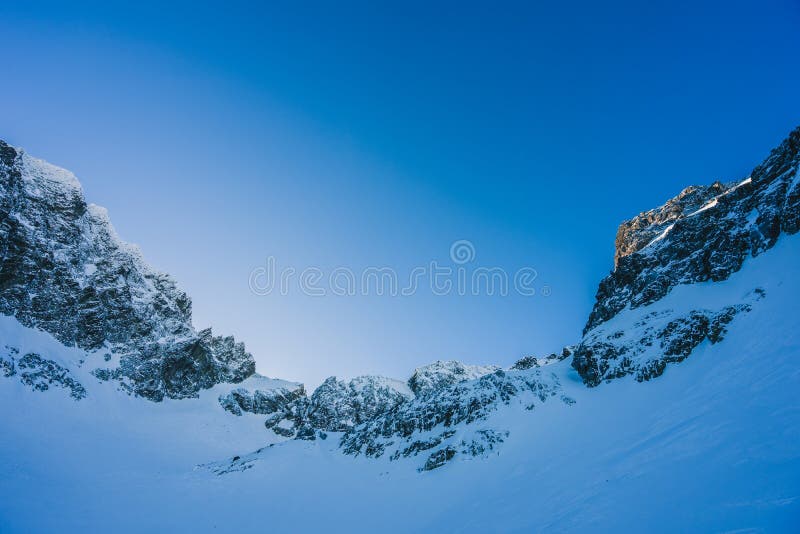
[2,1,799,387]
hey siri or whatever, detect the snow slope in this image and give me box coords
[2,234,799,532]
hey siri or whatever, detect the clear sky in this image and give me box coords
[2,1,798,387]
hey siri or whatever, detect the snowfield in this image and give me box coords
[1,235,799,532]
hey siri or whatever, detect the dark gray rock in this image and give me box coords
[0,346,18,377]
[407,360,499,396]
[0,140,256,401]
[573,304,753,386]
[340,368,567,462]
[0,349,87,400]
[571,126,799,386]
[421,446,457,471]
[219,384,306,417]
[255,375,413,439]
[585,127,800,334]
[512,346,574,370]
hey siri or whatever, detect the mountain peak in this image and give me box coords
[571,125,800,387]
[0,141,256,401]
[587,125,800,335]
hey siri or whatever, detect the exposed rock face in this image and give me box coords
[256,375,414,438]
[586,127,800,334]
[612,183,728,267]
[573,126,799,386]
[5,126,798,473]
[248,363,506,442]
[572,299,760,387]
[218,361,566,470]
[219,384,306,417]
[407,360,500,396]
[512,346,574,370]
[1,346,86,400]
[301,375,414,433]
[340,368,571,471]
[0,140,255,400]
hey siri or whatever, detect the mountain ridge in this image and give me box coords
[0,126,798,472]
[0,140,255,401]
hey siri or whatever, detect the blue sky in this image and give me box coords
[2,1,799,386]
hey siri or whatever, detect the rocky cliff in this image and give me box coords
[2,126,798,472]
[573,126,800,385]
[0,141,255,400]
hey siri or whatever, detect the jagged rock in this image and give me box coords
[585,127,800,334]
[235,364,570,470]
[305,376,413,433]
[407,360,499,396]
[461,429,509,457]
[219,384,306,417]
[571,126,799,386]
[257,375,413,438]
[1,346,18,377]
[512,346,574,370]
[573,304,753,386]
[340,368,569,468]
[0,349,86,400]
[393,431,457,460]
[0,140,256,401]
[0,358,14,378]
[421,446,457,471]
[613,183,727,267]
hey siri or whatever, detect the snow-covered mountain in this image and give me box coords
[1,128,799,532]
[0,141,255,401]
[576,127,800,386]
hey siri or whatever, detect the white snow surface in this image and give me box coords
[645,223,675,247]
[1,236,800,532]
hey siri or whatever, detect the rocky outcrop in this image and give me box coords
[6,126,798,473]
[219,384,306,417]
[572,300,759,387]
[570,126,800,386]
[253,375,414,438]
[512,346,574,370]
[0,140,256,401]
[219,360,567,470]
[612,183,728,267]
[341,368,571,470]
[1,345,86,400]
[301,375,413,433]
[407,360,500,396]
[250,363,505,444]
[585,127,800,334]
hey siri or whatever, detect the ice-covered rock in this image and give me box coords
[573,126,800,386]
[0,345,86,400]
[253,375,414,438]
[407,360,499,396]
[585,126,800,334]
[0,140,256,400]
[341,367,571,470]
[219,383,306,417]
[573,299,760,386]
[3,125,799,479]
[511,346,574,370]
